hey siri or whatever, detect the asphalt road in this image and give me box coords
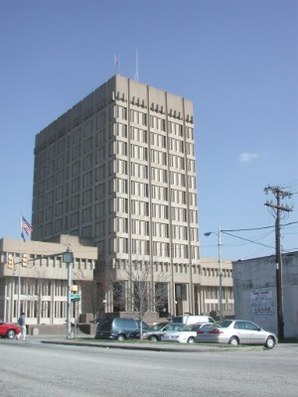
[1,339,297,397]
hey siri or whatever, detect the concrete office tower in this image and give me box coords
[32,75,200,317]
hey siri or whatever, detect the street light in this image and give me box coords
[204,228,223,321]
[63,248,74,339]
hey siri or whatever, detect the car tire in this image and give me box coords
[265,336,275,349]
[187,337,195,344]
[228,336,239,346]
[7,330,16,339]
[117,334,126,341]
[150,335,158,342]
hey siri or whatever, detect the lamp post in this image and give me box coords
[6,297,10,323]
[204,228,223,321]
[63,248,74,339]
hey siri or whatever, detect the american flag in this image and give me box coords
[21,216,33,241]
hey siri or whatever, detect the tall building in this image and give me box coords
[32,75,214,318]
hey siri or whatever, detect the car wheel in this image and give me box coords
[228,336,239,346]
[187,337,195,344]
[150,335,158,342]
[7,330,16,339]
[117,334,126,341]
[265,336,275,349]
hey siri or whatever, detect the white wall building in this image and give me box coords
[233,252,298,338]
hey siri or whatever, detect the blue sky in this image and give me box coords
[1,0,297,260]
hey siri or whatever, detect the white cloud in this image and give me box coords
[239,152,261,163]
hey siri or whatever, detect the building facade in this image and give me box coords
[0,235,96,325]
[233,252,298,338]
[31,74,233,319]
[0,234,233,325]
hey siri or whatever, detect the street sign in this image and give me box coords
[70,293,81,302]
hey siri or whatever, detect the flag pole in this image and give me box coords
[18,214,33,320]
[18,214,22,319]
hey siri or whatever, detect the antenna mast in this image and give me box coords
[114,54,120,74]
[135,49,139,81]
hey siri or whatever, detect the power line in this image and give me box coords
[222,231,275,250]
[222,220,298,233]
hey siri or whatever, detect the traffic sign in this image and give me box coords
[70,293,81,302]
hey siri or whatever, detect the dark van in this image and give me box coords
[95,317,148,341]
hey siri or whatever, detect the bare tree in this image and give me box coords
[113,260,169,338]
[78,280,103,321]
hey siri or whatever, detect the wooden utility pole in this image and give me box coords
[265,185,292,339]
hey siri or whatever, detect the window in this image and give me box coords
[175,284,187,301]
[113,282,126,311]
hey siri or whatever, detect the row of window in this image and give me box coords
[10,278,79,311]
[117,160,196,188]
[5,252,93,272]
[40,147,195,188]
[37,193,198,226]
[13,299,72,320]
[113,261,226,277]
[36,133,195,186]
[95,217,197,242]
[36,177,196,213]
[36,189,197,227]
[38,143,195,188]
[36,111,194,166]
[204,287,234,299]
[202,268,233,278]
[110,237,198,259]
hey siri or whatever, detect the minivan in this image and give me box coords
[172,315,215,325]
[95,316,149,341]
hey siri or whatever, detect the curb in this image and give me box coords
[41,340,196,352]
[40,339,255,353]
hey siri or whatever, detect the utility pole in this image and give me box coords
[265,185,292,339]
[204,228,223,321]
[217,228,223,321]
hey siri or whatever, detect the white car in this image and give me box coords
[161,324,207,344]
[143,322,184,341]
[195,319,278,349]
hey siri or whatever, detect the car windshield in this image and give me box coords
[147,322,168,332]
[200,323,214,330]
[181,325,198,332]
[164,323,184,331]
[217,320,233,328]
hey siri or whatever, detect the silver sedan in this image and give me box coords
[195,319,278,349]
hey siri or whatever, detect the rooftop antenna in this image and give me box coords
[135,49,139,81]
[114,54,120,75]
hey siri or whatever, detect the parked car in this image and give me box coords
[0,321,20,339]
[172,315,215,325]
[95,316,149,341]
[142,322,169,341]
[143,322,184,341]
[161,324,206,344]
[195,319,278,349]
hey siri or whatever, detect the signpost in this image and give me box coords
[71,293,81,338]
[70,293,81,302]
[63,248,74,339]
